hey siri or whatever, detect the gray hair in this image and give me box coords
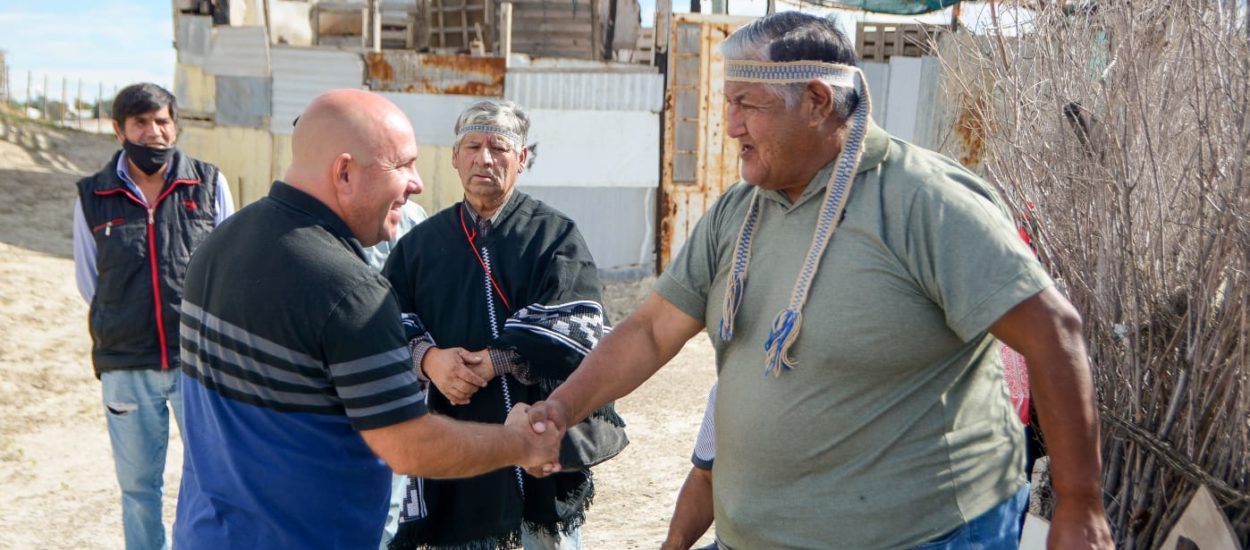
[452,99,530,151]
[721,12,859,121]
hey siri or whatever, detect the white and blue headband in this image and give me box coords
[724,60,862,90]
[456,124,524,151]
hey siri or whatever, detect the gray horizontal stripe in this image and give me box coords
[182,301,320,369]
[348,389,426,420]
[183,349,337,409]
[336,368,420,400]
[181,324,332,391]
[330,346,410,376]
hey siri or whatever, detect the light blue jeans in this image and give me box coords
[101,369,184,550]
[912,484,1031,549]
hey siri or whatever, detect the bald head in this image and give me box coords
[286,89,423,247]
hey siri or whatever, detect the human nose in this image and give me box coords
[408,169,424,196]
[475,147,495,166]
[726,104,746,139]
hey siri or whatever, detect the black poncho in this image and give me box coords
[383,192,624,549]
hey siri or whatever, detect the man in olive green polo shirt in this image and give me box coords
[525,12,1113,550]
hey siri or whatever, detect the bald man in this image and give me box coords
[173,90,560,550]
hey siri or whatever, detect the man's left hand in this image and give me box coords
[1048,499,1114,549]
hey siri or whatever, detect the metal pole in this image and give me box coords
[61,76,67,126]
[502,2,512,67]
[26,70,31,109]
[370,0,382,52]
[42,74,48,120]
[76,78,83,130]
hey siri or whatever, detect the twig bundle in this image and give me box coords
[932,2,1250,547]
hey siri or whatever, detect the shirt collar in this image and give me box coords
[760,120,890,208]
[463,190,514,225]
[267,181,367,260]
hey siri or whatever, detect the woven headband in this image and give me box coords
[456,124,523,150]
[725,60,860,89]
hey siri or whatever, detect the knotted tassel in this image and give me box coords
[763,308,803,377]
[719,269,747,341]
[718,189,761,342]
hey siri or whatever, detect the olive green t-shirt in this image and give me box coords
[655,123,1050,549]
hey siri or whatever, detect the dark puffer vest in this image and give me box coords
[77,149,220,376]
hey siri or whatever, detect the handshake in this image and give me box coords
[504,400,572,477]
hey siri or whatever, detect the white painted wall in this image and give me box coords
[523,109,659,188]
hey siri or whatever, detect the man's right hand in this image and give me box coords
[522,399,572,476]
[505,404,561,471]
[422,347,487,405]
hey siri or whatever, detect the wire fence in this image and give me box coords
[3,68,119,134]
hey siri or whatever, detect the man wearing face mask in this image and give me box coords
[71,82,233,550]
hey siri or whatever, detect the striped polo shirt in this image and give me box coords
[174,181,426,550]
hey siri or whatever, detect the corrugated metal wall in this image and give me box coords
[271,47,366,134]
[171,11,665,273]
[505,70,664,112]
[204,26,271,78]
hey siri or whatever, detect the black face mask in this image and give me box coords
[122,140,174,176]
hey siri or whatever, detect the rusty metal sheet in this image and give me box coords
[658,13,753,270]
[366,52,505,96]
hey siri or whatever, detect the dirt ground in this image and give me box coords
[0,113,717,549]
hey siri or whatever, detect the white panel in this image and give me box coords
[204,26,271,78]
[912,56,944,150]
[521,186,655,272]
[860,61,890,127]
[884,56,924,143]
[379,93,485,147]
[523,109,659,188]
[270,47,365,134]
[177,15,213,65]
[505,71,664,113]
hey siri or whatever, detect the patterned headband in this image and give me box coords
[725,60,860,90]
[456,124,523,150]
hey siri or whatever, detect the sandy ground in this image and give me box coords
[0,113,717,549]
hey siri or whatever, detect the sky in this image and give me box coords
[0,0,1035,104]
[0,0,176,103]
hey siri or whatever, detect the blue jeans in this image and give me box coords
[101,369,184,550]
[913,484,1030,549]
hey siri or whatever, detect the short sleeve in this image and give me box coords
[656,189,738,322]
[691,383,717,470]
[901,174,1053,341]
[323,275,427,430]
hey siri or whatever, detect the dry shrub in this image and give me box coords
[934,2,1250,547]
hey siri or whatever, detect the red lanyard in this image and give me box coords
[459,205,512,310]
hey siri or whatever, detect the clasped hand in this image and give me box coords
[505,403,562,471]
[422,347,494,405]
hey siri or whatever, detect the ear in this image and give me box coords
[332,153,354,195]
[517,145,529,172]
[803,80,836,125]
[113,120,125,143]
